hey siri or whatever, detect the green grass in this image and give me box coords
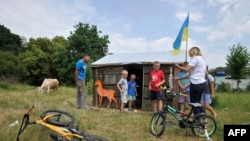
[1,84,250,141]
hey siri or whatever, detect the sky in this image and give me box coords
[1,0,250,69]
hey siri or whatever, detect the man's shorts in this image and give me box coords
[201,93,212,104]
[128,95,136,101]
[121,92,128,103]
[150,91,162,100]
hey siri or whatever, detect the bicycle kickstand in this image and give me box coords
[204,128,212,141]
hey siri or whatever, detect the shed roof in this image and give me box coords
[91,50,187,67]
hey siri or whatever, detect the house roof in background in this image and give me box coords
[91,50,187,67]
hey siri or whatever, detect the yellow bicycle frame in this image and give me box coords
[35,115,83,140]
[17,106,87,141]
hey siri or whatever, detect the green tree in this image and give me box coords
[54,23,109,85]
[20,37,63,85]
[226,43,250,91]
[51,36,69,84]
[0,51,27,81]
[0,24,23,54]
[0,25,26,82]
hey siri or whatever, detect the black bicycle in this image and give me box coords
[17,106,107,141]
[150,88,217,140]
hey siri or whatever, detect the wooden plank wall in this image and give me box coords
[92,64,181,111]
[92,66,123,108]
[142,64,180,111]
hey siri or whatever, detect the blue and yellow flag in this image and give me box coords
[172,13,189,55]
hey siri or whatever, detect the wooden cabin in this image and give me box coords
[91,51,186,111]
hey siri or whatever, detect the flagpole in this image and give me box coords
[185,39,188,62]
[185,12,189,62]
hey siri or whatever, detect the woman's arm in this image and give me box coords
[175,73,189,81]
[174,63,193,72]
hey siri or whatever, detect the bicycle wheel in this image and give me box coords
[150,113,166,137]
[73,134,107,141]
[191,115,217,138]
[40,109,75,127]
[87,135,108,141]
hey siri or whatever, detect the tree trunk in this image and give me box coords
[236,79,240,92]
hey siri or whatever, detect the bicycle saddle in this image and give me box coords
[188,103,202,107]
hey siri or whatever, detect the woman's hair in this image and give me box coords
[189,47,202,57]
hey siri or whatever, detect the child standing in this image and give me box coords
[201,66,217,118]
[149,61,165,113]
[177,62,190,114]
[117,70,128,112]
[128,74,137,112]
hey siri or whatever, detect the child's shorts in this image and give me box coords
[178,92,190,103]
[128,95,136,101]
[178,96,186,103]
[201,93,212,104]
[150,91,162,100]
[121,92,128,103]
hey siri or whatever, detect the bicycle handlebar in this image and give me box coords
[160,86,187,98]
[25,106,35,114]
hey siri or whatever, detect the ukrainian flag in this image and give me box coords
[172,13,189,55]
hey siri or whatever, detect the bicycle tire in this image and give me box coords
[191,114,217,138]
[87,134,108,141]
[72,134,107,141]
[40,109,75,127]
[150,113,166,137]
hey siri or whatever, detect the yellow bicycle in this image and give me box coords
[16,106,107,141]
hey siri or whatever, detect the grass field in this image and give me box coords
[0,83,250,141]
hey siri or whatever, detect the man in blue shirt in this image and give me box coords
[75,54,90,109]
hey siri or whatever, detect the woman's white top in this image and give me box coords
[188,56,207,84]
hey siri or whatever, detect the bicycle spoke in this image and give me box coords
[150,113,166,137]
[192,115,217,137]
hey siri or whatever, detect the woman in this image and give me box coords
[174,47,207,116]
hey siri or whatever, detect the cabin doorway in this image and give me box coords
[123,64,143,109]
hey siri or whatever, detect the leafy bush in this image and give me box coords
[211,96,218,107]
[0,81,10,90]
[246,83,250,92]
[216,82,232,92]
[87,79,93,95]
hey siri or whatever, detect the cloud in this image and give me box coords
[207,0,250,41]
[0,0,96,39]
[0,0,247,69]
[207,0,237,7]
[203,50,227,68]
[108,32,200,55]
[175,12,202,22]
[193,26,213,33]
[207,30,229,41]
[108,33,173,53]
